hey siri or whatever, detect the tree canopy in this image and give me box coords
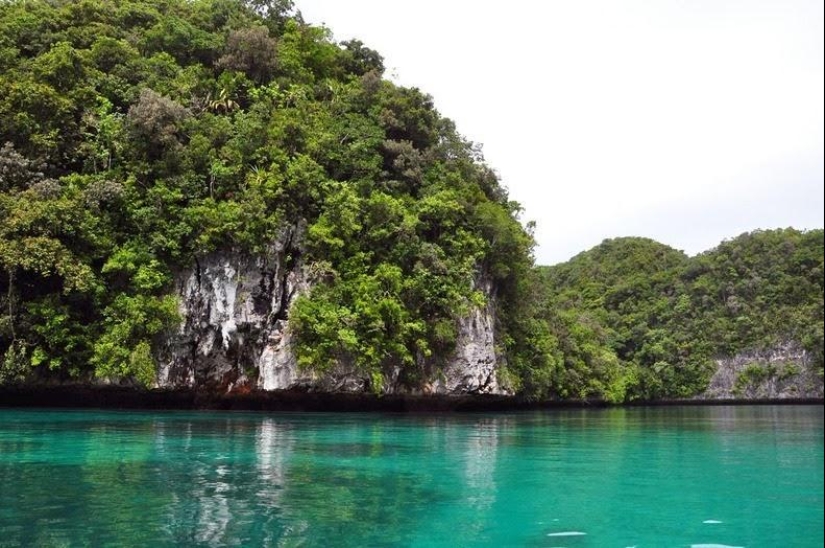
[533,229,824,401]
[0,1,821,401]
[0,0,534,390]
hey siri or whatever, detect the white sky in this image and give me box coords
[296,0,825,265]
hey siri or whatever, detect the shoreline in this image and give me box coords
[1,386,822,412]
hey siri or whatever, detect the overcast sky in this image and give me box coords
[296,0,824,265]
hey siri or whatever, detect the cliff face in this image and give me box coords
[700,342,823,400]
[154,227,822,401]
[429,278,500,394]
[157,228,505,395]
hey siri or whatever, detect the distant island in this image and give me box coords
[0,0,822,406]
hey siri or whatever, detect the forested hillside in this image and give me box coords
[0,0,535,389]
[535,229,824,401]
[0,0,821,401]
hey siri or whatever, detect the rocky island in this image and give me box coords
[0,0,821,409]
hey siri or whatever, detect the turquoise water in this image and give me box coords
[0,406,822,547]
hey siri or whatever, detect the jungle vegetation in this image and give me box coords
[530,229,823,401]
[0,0,821,400]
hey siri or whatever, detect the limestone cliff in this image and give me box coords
[429,278,500,394]
[157,228,506,395]
[700,342,823,400]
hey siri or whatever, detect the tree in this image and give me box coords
[217,26,278,83]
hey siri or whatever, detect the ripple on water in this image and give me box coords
[546,531,586,537]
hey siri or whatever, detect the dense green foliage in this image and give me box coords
[0,0,534,389]
[0,1,821,400]
[534,229,824,401]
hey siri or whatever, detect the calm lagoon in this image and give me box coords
[1,405,822,547]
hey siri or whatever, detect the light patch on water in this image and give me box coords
[547,531,586,537]
[703,520,723,524]
[691,544,743,548]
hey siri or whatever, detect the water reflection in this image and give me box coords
[256,418,303,545]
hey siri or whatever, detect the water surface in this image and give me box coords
[1,406,822,547]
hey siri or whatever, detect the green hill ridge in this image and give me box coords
[0,0,821,401]
[531,229,823,401]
